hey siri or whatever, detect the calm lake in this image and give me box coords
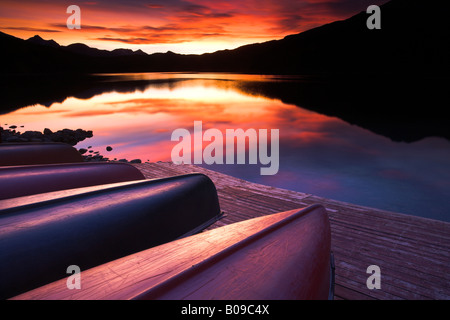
[3,73,450,222]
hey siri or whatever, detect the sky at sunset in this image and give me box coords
[0,0,388,54]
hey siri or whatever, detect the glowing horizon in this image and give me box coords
[0,0,388,54]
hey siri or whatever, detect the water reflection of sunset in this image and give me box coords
[3,73,450,221]
[5,77,289,163]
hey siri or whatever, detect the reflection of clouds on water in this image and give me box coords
[274,113,450,220]
[4,74,450,221]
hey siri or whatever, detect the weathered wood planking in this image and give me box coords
[132,162,450,300]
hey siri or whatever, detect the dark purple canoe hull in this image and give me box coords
[12,205,334,300]
[134,205,333,300]
[0,142,83,166]
[0,173,222,299]
[0,162,146,200]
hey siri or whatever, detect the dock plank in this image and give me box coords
[132,162,450,300]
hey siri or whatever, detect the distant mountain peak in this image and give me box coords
[66,43,89,49]
[134,49,147,56]
[26,35,60,48]
[28,35,43,41]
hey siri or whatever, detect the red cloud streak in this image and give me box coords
[0,0,389,53]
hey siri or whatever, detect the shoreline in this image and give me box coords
[0,126,145,164]
[2,125,448,221]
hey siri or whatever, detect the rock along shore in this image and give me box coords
[1,126,92,145]
[1,125,143,164]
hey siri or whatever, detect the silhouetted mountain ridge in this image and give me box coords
[26,35,60,48]
[195,0,449,74]
[1,0,449,75]
[26,35,148,58]
[63,43,147,57]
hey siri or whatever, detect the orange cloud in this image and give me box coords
[0,0,389,53]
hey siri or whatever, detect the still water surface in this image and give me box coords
[3,73,450,221]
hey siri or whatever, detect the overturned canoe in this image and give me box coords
[13,205,334,300]
[0,142,83,166]
[0,173,222,299]
[0,162,146,200]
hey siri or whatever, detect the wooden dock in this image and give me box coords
[132,162,450,300]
